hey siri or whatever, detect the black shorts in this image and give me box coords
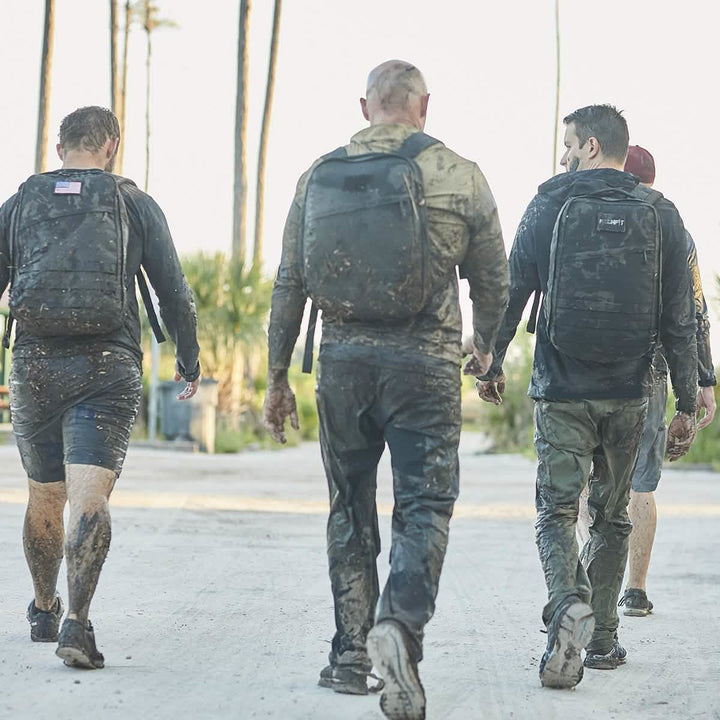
[10,351,142,483]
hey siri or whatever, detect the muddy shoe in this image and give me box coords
[367,621,425,720]
[318,664,384,695]
[584,640,627,670]
[27,595,64,643]
[618,588,653,617]
[539,597,595,689]
[56,618,105,669]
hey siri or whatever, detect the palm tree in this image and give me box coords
[35,0,56,174]
[253,0,282,269]
[110,0,132,174]
[552,0,561,174]
[232,0,251,262]
[134,0,176,440]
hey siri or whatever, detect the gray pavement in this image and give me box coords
[0,435,719,719]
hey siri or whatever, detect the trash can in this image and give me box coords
[159,378,219,453]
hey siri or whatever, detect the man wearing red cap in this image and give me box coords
[579,145,716,616]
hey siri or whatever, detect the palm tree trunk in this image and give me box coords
[253,0,282,269]
[552,0,561,174]
[115,0,132,174]
[144,0,152,193]
[110,0,119,113]
[35,0,55,174]
[232,0,251,262]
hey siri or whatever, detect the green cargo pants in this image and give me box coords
[533,397,648,654]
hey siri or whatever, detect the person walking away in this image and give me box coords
[0,106,200,669]
[475,105,698,688]
[262,60,509,720]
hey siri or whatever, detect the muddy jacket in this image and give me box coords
[652,231,715,386]
[0,169,200,381]
[268,123,509,369]
[487,168,698,412]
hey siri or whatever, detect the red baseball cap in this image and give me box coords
[625,145,656,184]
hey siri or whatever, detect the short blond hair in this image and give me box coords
[366,60,427,111]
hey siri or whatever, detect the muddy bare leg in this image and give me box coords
[626,490,656,591]
[24,478,67,610]
[64,464,116,624]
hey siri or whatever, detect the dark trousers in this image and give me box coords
[316,346,461,670]
[533,398,647,653]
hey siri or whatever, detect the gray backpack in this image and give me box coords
[545,185,663,362]
[7,171,164,343]
[300,132,439,321]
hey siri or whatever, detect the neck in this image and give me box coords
[585,156,625,172]
[60,149,106,170]
[369,112,423,130]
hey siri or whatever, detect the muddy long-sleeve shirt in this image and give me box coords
[0,169,200,381]
[268,123,509,370]
[486,168,698,413]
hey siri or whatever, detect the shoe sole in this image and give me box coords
[56,645,104,670]
[622,607,651,617]
[540,601,595,689]
[317,677,368,695]
[584,656,626,670]
[367,624,425,720]
[30,633,59,643]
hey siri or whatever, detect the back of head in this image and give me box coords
[563,104,629,163]
[58,106,120,153]
[366,60,427,114]
[624,145,655,184]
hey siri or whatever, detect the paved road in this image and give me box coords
[0,436,718,719]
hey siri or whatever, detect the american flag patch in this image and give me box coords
[54,180,82,195]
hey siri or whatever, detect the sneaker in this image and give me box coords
[367,621,426,720]
[539,597,595,689]
[318,664,384,695]
[27,595,64,643]
[618,588,653,617]
[584,640,627,670]
[56,618,105,669]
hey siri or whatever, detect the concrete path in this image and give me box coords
[0,435,718,719]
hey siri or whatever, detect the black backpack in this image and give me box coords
[545,185,663,363]
[6,171,164,343]
[300,132,439,322]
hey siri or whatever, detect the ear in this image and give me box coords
[56,143,63,161]
[420,93,430,120]
[106,138,119,159]
[587,136,601,159]
[360,97,370,121]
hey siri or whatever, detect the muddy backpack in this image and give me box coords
[544,185,663,363]
[6,171,164,344]
[300,132,439,322]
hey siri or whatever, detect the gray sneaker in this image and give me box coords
[367,621,425,720]
[27,595,64,643]
[618,588,653,617]
[539,597,595,689]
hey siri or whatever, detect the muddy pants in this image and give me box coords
[316,345,461,672]
[534,398,647,654]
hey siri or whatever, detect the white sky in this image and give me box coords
[1,0,719,355]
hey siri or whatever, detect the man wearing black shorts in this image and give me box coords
[0,106,200,668]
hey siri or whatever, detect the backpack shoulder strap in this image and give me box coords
[320,146,348,161]
[397,132,441,159]
[630,184,664,206]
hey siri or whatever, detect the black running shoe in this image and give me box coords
[56,618,105,669]
[27,595,64,643]
[318,664,384,695]
[367,621,426,720]
[618,588,653,617]
[539,597,595,689]
[584,640,627,670]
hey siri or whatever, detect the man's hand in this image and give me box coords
[263,377,299,444]
[476,374,506,405]
[174,370,200,400]
[666,411,697,462]
[696,386,716,431]
[462,339,493,377]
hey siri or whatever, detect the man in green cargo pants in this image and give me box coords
[476,104,698,689]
